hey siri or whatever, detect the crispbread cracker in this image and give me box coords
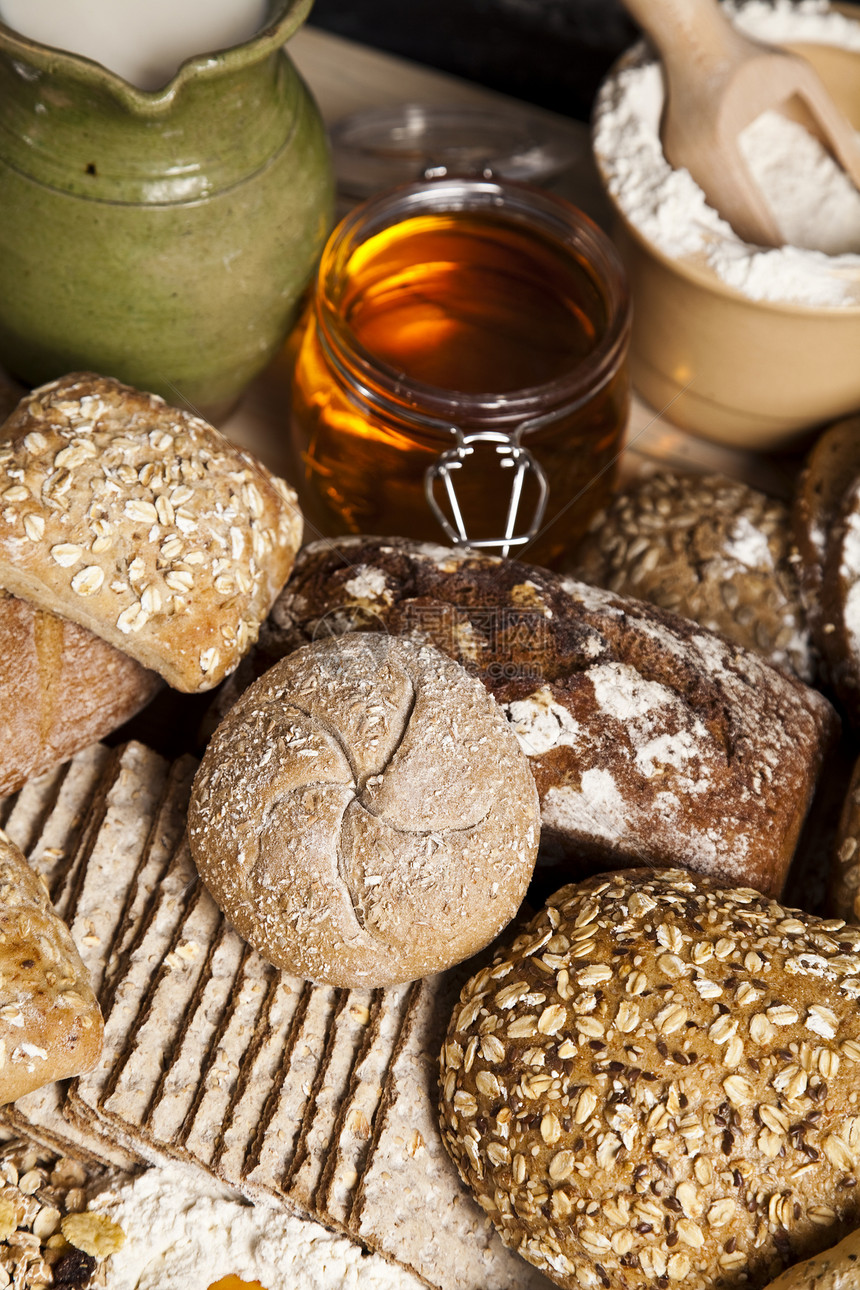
[180,951,282,1167]
[68,827,202,1141]
[317,981,413,1229]
[211,966,305,1187]
[241,982,338,1197]
[353,973,555,1290]
[0,741,168,1170]
[287,987,375,1213]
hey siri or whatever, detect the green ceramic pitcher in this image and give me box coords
[0,0,334,419]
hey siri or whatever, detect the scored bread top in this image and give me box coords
[439,868,860,1290]
[0,373,303,692]
[189,634,540,987]
[247,535,837,898]
[0,829,103,1106]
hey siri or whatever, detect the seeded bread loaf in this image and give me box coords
[188,634,540,987]
[0,373,303,692]
[573,471,814,680]
[239,536,837,897]
[792,417,860,664]
[0,588,161,796]
[761,1228,860,1290]
[439,868,860,1290]
[0,830,103,1106]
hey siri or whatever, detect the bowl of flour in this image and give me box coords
[592,0,860,449]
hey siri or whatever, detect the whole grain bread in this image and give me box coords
[0,830,102,1106]
[239,536,837,898]
[761,1227,860,1290]
[189,634,540,986]
[0,373,303,692]
[0,589,161,796]
[572,470,814,680]
[439,868,860,1290]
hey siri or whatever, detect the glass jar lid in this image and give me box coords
[330,102,580,199]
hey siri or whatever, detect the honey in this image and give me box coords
[289,178,631,566]
[208,1278,267,1290]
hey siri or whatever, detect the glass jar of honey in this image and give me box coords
[289,177,631,566]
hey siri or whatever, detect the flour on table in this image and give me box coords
[95,1163,425,1290]
[593,0,860,306]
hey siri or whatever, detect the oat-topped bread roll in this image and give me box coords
[238,536,837,898]
[0,373,302,692]
[572,470,814,680]
[0,830,102,1105]
[188,634,540,987]
[0,588,161,795]
[439,868,860,1290]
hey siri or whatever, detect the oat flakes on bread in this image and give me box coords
[0,588,161,796]
[572,470,814,680]
[0,372,303,692]
[0,830,102,1106]
[439,868,860,1290]
[244,535,837,898]
[188,633,540,987]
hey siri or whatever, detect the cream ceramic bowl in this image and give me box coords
[593,41,860,451]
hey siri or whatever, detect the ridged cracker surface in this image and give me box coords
[0,373,302,691]
[256,536,837,898]
[439,868,860,1290]
[189,634,540,986]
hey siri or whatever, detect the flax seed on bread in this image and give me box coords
[0,373,302,692]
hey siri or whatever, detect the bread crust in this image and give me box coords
[0,589,161,796]
[0,373,303,691]
[0,829,103,1106]
[573,470,814,680]
[439,868,860,1290]
[188,634,540,987]
[242,536,838,897]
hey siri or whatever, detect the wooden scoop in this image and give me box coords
[622,0,860,247]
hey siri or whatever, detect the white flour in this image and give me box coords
[592,0,860,306]
[94,1163,424,1290]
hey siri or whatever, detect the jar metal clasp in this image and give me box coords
[424,426,549,558]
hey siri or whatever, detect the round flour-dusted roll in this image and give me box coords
[440,868,860,1290]
[188,634,540,987]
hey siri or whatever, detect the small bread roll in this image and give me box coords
[0,830,103,1105]
[0,372,303,692]
[440,868,860,1290]
[188,634,540,986]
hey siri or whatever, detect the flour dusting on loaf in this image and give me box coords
[244,536,837,897]
[189,634,540,986]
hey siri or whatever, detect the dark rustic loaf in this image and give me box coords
[239,536,838,897]
[438,868,860,1290]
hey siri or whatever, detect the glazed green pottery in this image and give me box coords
[0,0,334,419]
